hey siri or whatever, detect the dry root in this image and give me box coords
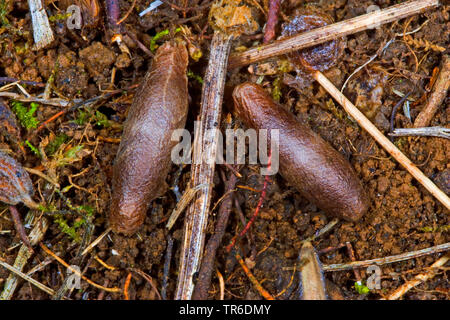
[404,35,445,53]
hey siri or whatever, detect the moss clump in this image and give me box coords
[53,205,94,242]
[11,101,39,129]
[63,145,84,160]
[187,70,203,85]
[49,12,72,22]
[25,140,40,157]
[94,111,110,127]
[54,215,86,242]
[272,77,282,102]
[45,134,69,156]
[354,281,370,295]
[419,225,450,233]
[73,109,110,128]
[73,109,91,125]
[0,0,11,26]
[150,27,181,51]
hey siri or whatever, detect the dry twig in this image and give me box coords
[300,218,339,245]
[390,91,413,140]
[298,241,327,300]
[0,212,49,299]
[27,0,54,50]
[0,78,45,87]
[0,257,55,297]
[226,153,271,253]
[217,269,225,300]
[117,0,137,25]
[40,243,121,293]
[384,252,450,300]
[322,242,450,272]
[166,184,207,230]
[161,234,174,300]
[123,273,132,300]
[235,249,275,300]
[192,170,239,299]
[176,0,258,299]
[263,0,282,44]
[414,55,450,128]
[0,92,78,107]
[129,268,162,300]
[9,206,33,251]
[176,31,234,300]
[81,227,111,256]
[389,127,450,139]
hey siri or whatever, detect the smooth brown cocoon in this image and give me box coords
[109,41,189,235]
[232,83,369,222]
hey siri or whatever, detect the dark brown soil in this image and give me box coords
[0,0,448,300]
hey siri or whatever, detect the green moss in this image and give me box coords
[354,281,370,295]
[419,225,449,233]
[272,77,282,102]
[277,59,292,73]
[15,44,29,55]
[38,203,56,212]
[11,101,39,129]
[0,0,10,26]
[45,134,69,156]
[326,99,344,121]
[77,205,94,216]
[53,205,94,242]
[73,109,91,125]
[54,215,85,242]
[73,109,109,127]
[394,137,407,148]
[53,144,87,167]
[187,70,203,85]
[63,145,84,160]
[189,47,202,62]
[25,140,40,157]
[49,12,72,22]
[94,111,110,127]
[150,27,181,51]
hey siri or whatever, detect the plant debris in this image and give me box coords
[0,0,448,301]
